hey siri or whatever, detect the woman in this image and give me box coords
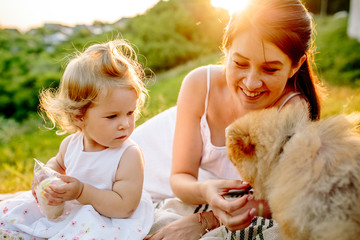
[138,0,324,239]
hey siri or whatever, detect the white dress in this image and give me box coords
[0,132,154,240]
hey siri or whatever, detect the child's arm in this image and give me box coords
[51,145,145,218]
[45,135,70,174]
[78,145,144,218]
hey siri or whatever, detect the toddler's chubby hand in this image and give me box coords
[37,176,66,206]
[44,174,84,204]
[35,176,66,219]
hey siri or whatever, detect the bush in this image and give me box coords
[0,0,229,121]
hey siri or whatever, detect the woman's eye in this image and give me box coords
[263,67,279,73]
[234,61,248,68]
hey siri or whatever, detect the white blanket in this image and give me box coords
[1,106,280,239]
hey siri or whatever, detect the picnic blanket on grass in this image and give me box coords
[1,193,280,240]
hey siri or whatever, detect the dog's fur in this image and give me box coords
[226,102,360,240]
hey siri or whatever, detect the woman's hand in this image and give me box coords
[216,196,258,231]
[213,195,271,231]
[200,179,258,231]
[145,212,213,240]
[43,175,84,205]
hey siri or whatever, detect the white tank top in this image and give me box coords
[199,66,242,180]
[199,65,301,180]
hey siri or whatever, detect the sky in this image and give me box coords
[0,0,160,31]
[0,0,239,32]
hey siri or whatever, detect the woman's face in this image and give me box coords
[225,30,299,111]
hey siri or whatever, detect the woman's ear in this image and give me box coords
[289,55,307,78]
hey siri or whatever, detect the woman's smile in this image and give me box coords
[242,88,263,98]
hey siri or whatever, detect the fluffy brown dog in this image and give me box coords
[226,102,360,240]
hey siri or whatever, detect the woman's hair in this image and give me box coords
[222,0,325,120]
[39,39,148,134]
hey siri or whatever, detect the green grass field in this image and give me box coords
[1,15,360,194]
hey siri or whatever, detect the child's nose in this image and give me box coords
[118,117,129,129]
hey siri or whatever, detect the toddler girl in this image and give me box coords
[0,39,153,239]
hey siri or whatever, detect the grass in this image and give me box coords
[0,128,65,193]
[321,84,360,117]
[0,52,222,194]
[314,15,360,87]
[138,52,222,124]
[1,15,360,194]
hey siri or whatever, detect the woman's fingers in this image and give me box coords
[211,194,257,231]
[212,194,249,214]
[230,208,256,231]
[223,180,250,191]
[218,208,256,231]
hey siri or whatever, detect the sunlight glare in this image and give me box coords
[211,0,250,15]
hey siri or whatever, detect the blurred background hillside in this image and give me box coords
[0,0,360,193]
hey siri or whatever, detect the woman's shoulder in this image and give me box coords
[177,65,221,117]
[182,65,224,89]
[278,92,306,110]
[185,64,223,79]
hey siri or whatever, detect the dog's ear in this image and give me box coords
[226,120,255,162]
[237,134,255,156]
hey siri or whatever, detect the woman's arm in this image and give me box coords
[170,66,210,204]
[145,211,220,240]
[170,67,250,202]
[170,67,250,205]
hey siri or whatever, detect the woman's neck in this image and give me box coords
[267,85,295,109]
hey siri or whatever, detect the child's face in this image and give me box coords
[225,30,298,111]
[79,87,137,151]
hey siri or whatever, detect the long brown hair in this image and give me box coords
[222,0,325,120]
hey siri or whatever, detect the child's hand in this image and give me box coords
[44,175,84,205]
[31,170,49,203]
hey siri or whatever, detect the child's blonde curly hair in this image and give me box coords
[39,39,148,134]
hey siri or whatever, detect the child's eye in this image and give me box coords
[127,111,134,116]
[106,115,117,119]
